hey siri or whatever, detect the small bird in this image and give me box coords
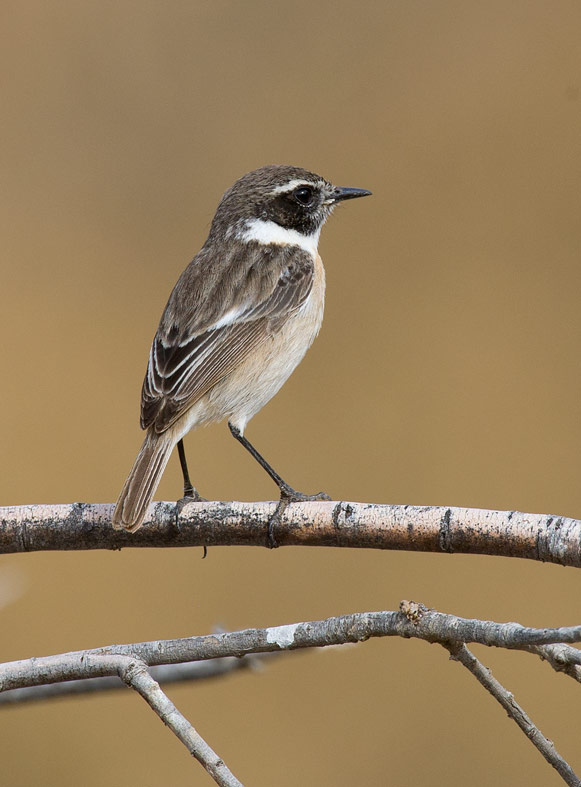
[112,165,371,534]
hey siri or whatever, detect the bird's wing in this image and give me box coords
[140,244,314,433]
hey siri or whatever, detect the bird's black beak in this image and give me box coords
[330,186,372,202]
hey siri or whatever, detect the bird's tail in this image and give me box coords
[112,430,175,532]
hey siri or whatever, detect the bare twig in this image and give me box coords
[0,655,266,705]
[27,652,246,785]
[119,659,243,787]
[444,642,580,787]
[1,501,580,566]
[2,605,580,784]
[2,608,581,693]
[525,644,581,683]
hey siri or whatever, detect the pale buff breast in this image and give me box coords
[202,252,326,434]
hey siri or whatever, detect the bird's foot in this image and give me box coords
[175,488,207,520]
[267,485,331,549]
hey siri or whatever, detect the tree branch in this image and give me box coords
[525,644,581,683]
[0,655,268,705]
[2,605,580,784]
[444,641,581,787]
[2,606,581,690]
[1,501,580,565]
[2,650,243,785]
[119,659,243,787]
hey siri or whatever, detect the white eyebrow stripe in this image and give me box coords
[270,179,312,194]
[237,218,320,256]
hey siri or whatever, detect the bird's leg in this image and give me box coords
[177,439,206,501]
[175,440,208,557]
[228,422,330,548]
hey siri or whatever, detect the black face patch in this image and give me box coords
[267,185,326,236]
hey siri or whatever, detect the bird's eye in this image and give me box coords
[294,186,314,206]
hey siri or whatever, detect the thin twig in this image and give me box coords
[0,655,266,705]
[526,644,581,683]
[2,607,581,693]
[2,606,580,784]
[1,501,580,566]
[119,659,243,787]
[444,642,580,787]
[2,652,243,784]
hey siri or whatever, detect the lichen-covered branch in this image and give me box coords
[0,655,266,705]
[1,501,580,566]
[119,659,243,787]
[2,650,244,785]
[2,606,581,692]
[526,644,581,683]
[444,642,580,787]
[2,604,580,785]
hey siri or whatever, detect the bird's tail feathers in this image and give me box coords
[112,430,175,532]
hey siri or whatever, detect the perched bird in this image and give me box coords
[112,165,371,534]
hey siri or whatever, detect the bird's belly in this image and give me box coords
[206,264,325,433]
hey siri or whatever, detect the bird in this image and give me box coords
[112,164,371,535]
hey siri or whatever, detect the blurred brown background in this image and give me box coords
[1,1,581,784]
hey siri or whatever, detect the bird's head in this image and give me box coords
[209,165,371,248]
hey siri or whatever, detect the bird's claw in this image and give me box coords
[267,488,331,548]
